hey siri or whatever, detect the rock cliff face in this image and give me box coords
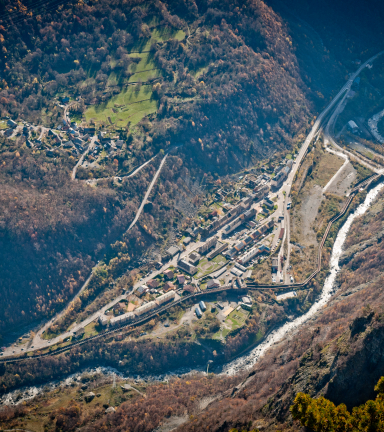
[269,313,384,419]
[262,189,384,422]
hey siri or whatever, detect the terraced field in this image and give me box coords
[85,28,185,129]
[85,85,157,128]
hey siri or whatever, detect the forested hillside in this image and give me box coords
[0,0,326,334]
[0,0,325,169]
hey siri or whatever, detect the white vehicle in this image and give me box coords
[290,276,294,283]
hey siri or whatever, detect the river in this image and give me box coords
[221,181,384,375]
[2,182,383,404]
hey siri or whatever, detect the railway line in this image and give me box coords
[1,173,380,365]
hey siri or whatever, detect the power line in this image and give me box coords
[0,0,62,21]
[0,0,62,20]
[0,0,76,28]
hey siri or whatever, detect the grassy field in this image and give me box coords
[195,254,227,279]
[129,28,185,53]
[84,27,185,129]
[310,151,344,188]
[85,85,158,128]
[213,308,249,339]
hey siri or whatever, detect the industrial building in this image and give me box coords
[195,306,203,318]
[348,120,359,133]
[199,301,207,311]
[272,257,279,272]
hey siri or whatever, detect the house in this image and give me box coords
[146,279,159,289]
[73,137,84,146]
[164,269,174,280]
[73,327,85,339]
[61,96,70,103]
[207,279,220,289]
[247,175,259,189]
[188,252,201,265]
[98,315,110,326]
[136,285,149,296]
[177,274,185,285]
[264,198,275,209]
[115,139,124,148]
[192,227,199,238]
[177,259,198,275]
[84,127,96,134]
[166,245,180,257]
[183,284,197,294]
[7,119,17,128]
[183,236,191,245]
[63,141,73,148]
[163,281,175,292]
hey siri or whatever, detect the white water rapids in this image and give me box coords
[2,182,384,405]
[221,181,384,375]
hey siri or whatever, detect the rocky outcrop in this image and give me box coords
[85,392,95,403]
[266,315,384,420]
[339,228,384,267]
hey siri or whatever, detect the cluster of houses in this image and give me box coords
[225,219,274,260]
[200,195,256,237]
[3,118,18,137]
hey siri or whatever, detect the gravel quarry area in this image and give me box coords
[326,162,357,195]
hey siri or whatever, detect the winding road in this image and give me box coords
[2,52,384,365]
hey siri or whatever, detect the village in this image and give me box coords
[93,155,297,333]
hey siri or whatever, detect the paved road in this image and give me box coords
[85,155,157,185]
[71,135,98,180]
[2,151,171,357]
[3,53,384,358]
[324,52,384,174]
[277,50,384,283]
[127,153,169,231]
